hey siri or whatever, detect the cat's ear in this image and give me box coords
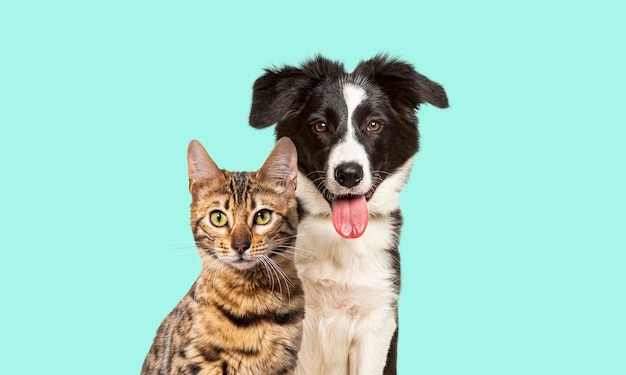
[256,137,298,195]
[187,140,225,194]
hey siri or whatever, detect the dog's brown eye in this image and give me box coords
[313,121,328,133]
[367,120,383,132]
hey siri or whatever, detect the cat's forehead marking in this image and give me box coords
[230,172,251,207]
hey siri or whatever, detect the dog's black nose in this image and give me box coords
[334,162,363,188]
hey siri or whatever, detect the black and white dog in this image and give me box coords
[249,55,448,375]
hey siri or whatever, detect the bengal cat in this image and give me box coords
[141,137,304,375]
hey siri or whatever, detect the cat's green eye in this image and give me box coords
[209,210,228,227]
[254,209,272,225]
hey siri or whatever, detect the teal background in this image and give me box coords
[1,1,624,373]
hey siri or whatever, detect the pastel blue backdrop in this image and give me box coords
[1,1,624,374]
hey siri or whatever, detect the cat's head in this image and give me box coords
[186,137,298,271]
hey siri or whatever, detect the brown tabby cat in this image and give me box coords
[141,137,304,375]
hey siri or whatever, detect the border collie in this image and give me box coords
[249,54,448,375]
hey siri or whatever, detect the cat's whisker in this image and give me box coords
[197,262,214,294]
[272,250,294,259]
[278,245,317,260]
[266,257,293,307]
[261,256,283,303]
[198,257,227,309]
[260,257,276,295]
[161,242,201,246]
[277,231,328,238]
[196,267,212,307]
[269,258,294,290]
[212,260,228,294]
[263,257,286,305]
[148,241,203,258]
[270,259,285,304]
[270,251,294,262]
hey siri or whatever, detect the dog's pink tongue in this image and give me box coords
[332,196,368,239]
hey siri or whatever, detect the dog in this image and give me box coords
[249,54,448,375]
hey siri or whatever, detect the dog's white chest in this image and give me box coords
[294,216,398,375]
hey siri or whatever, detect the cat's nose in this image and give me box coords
[232,241,251,253]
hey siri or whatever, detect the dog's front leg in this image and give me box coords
[349,309,397,375]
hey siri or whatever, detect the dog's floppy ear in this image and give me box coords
[249,67,310,128]
[353,54,449,110]
[249,56,346,128]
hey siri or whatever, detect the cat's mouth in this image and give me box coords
[228,257,258,270]
[210,251,258,271]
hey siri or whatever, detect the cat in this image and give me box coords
[141,137,304,375]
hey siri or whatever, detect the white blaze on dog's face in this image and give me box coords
[326,84,372,196]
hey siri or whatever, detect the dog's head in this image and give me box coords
[249,54,448,238]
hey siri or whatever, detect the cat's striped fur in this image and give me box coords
[141,138,304,375]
